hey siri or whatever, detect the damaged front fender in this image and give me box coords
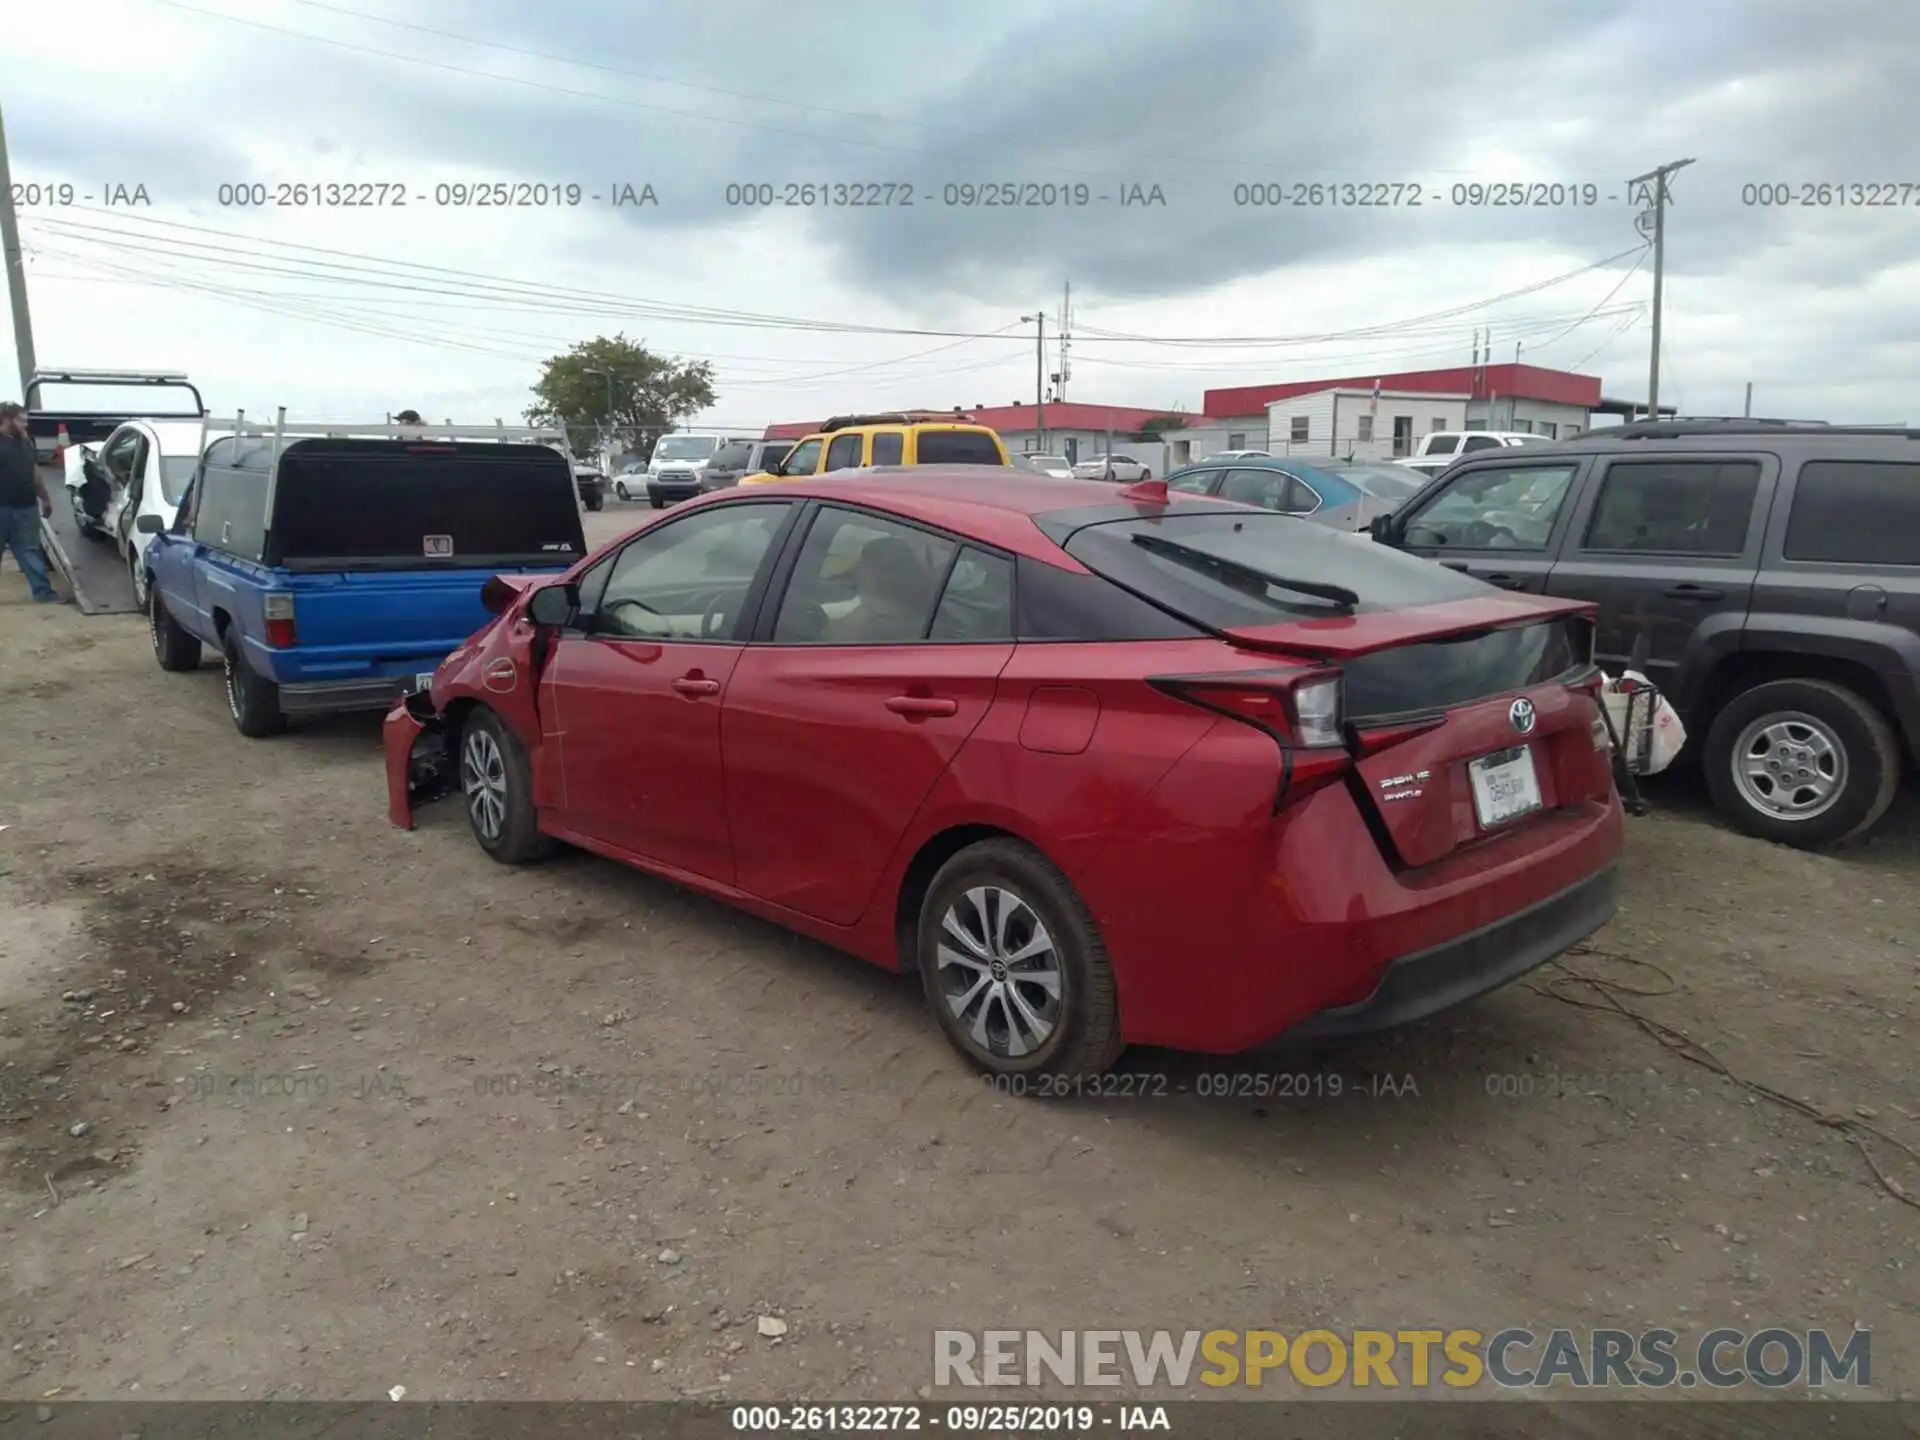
[383,688,457,830]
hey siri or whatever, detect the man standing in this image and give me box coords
[0,401,60,604]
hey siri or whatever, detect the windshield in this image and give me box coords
[655,436,719,460]
[1330,465,1423,501]
[1060,510,1491,626]
[159,456,198,504]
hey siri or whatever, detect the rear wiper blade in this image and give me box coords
[1129,532,1358,612]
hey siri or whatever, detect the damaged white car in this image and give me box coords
[65,419,220,606]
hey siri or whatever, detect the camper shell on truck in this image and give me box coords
[141,414,586,737]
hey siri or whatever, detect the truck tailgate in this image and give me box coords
[279,567,551,675]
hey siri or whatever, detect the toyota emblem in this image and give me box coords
[1509,698,1537,734]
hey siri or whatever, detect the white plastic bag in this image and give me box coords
[1601,669,1687,775]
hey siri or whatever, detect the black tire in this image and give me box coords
[149,589,202,672]
[585,494,604,512]
[915,838,1123,1082]
[457,707,555,864]
[649,494,665,510]
[1702,678,1901,848]
[615,481,630,502]
[221,631,286,737]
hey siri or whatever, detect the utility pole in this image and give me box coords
[0,102,39,399]
[1022,312,1046,452]
[1744,381,1752,418]
[1057,280,1071,402]
[1627,157,1694,421]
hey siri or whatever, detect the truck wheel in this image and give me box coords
[585,494,604,512]
[615,481,631,501]
[1703,678,1900,848]
[149,590,202,673]
[459,708,555,864]
[649,494,665,510]
[915,838,1124,1082]
[222,633,286,737]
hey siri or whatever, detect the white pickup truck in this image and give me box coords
[1395,430,1550,479]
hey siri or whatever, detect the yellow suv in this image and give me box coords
[738,412,1010,484]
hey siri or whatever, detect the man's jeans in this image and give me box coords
[2,505,56,601]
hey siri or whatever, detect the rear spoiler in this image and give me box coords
[1219,594,1598,660]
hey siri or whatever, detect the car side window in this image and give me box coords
[778,438,823,475]
[1400,464,1579,550]
[773,507,958,644]
[1219,468,1291,511]
[589,503,790,641]
[1784,461,1920,566]
[824,433,864,472]
[1426,435,1459,455]
[1282,475,1321,514]
[102,430,138,480]
[869,431,904,466]
[1462,435,1503,452]
[1582,460,1762,556]
[1168,470,1216,495]
[928,546,1014,641]
[170,478,196,533]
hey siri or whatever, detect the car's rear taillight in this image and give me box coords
[1150,667,1351,812]
[263,593,297,648]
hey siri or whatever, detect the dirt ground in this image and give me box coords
[2,515,1916,1406]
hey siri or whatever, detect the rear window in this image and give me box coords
[1345,621,1586,721]
[914,430,1002,465]
[1060,511,1491,626]
[265,442,585,569]
[1426,435,1459,455]
[711,441,753,468]
[1783,461,1920,565]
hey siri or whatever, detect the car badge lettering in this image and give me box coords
[1509,698,1537,734]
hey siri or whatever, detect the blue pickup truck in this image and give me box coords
[140,432,586,736]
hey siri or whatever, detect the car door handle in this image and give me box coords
[671,675,721,697]
[1662,584,1724,601]
[886,695,958,717]
[1483,573,1528,590]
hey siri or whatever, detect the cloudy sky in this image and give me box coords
[2,0,1916,432]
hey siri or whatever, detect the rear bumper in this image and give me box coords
[278,674,426,715]
[1279,863,1619,1041]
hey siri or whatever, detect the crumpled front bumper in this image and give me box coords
[383,689,457,830]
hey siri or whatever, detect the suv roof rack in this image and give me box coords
[1598,417,1920,440]
[209,409,573,445]
[819,411,977,432]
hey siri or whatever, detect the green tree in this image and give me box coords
[526,334,716,463]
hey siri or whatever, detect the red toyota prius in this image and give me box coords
[384,469,1623,1080]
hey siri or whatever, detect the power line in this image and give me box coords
[1071,244,1651,346]
[1518,245,1650,355]
[29,207,1655,351]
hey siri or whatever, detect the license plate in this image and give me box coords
[1469,745,1542,829]
[415,672,436,692]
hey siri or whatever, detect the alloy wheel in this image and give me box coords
[1731,711,1847,821]
[461,727,510,841]
[935,885,1064,1059]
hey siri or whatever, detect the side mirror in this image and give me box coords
[526,581,579,627]
[136,513,165,534]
